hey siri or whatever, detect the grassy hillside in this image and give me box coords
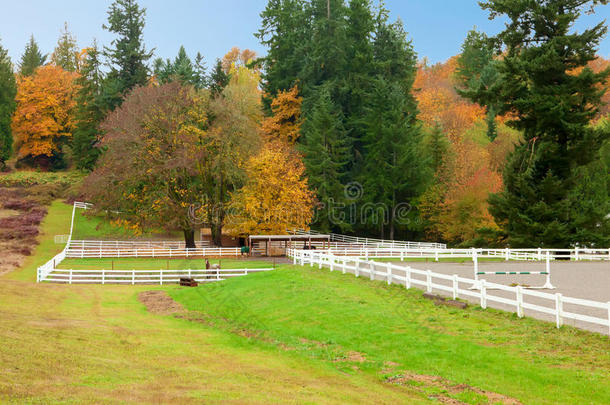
[2,200,609,404]
[0,202,427,404]
[170,266,610,404]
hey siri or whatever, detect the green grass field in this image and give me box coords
[71,208,181,240]
[1,201,609,404]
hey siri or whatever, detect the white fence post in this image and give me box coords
[452,274,458,300]
[434,249,439,262]
[480,279,487,309]
[69,269,73,285]
[355,259,360,277]
[426,270,432,293]
[387,263,392,285]
[516,286,523,318]
[342,258,346,274]
[405,266,411,289]
[607,302,610,336]
[505,247,509,261]
[369,262,375,280]
[102,270,105,285]
[555,293,563,328]
[575,247,580,261]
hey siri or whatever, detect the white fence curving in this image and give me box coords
[288,249,610,335]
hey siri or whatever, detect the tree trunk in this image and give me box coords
[183,229,196,249]
[212,223,223,247]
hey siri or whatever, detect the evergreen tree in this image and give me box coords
[342,0,375,163]
[455,29,501,141]
[483,0,610,247]
[51,22,79,72]
[256,0,309,109]
[72,43,105,170]
[153,46,206,88]
[300,88,351,232]
[19,35,46,76]
[425,122,449,175]
[0,39,17,169]
[103,0,153,111]
[209,58,230,97]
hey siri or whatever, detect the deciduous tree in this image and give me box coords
[261,85,302,144]
[227,144,315,235]
[12,65,78,168]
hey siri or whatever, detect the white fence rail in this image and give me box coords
[66,245,240,258]
[313,247,610,261]
[292,229,447,250]
[288,249,610,335]
[44,267,274,284]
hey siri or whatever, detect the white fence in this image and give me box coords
[66,244,241,259]
[289,249,610,335]
[43,267,273,284]
[293,229,447,250]
[313,246,610,261]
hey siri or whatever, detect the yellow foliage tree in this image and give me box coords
[12,65,78,165]
[227,144,315,235]
[261,85,302,144]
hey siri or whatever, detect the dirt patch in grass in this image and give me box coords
[138,291,186,316]
[333,351,367,363]
[387,372,522,405]
[0,209,19,219]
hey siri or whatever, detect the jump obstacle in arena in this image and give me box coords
[472,250,555,289]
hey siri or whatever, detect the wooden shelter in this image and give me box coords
[248,234,331,256]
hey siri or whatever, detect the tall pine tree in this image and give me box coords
[455,30,500,141]
[72,43,105,170]
[0,39,17,169]
[300,87,351,232]
[103,0,153,111]
[484,0,610,247]
[51,22,79,72]
[19,35,46,76]
[360,16,427,239]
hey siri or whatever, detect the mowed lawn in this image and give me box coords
[1,202,426,404]
[1,201,609,404]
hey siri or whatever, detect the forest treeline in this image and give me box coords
[0,0,608,248]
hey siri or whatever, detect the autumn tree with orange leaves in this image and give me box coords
[12,65,78,168]
[227,144,315,235]
[260,85,302,144]
[228,85,315,235]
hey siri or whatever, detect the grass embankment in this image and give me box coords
[170,266,610,404]
[0,202,425,403]
[59,257,276,270]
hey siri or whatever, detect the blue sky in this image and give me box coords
[0,1,608,69]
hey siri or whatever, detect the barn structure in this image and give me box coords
[248,234,331,256]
